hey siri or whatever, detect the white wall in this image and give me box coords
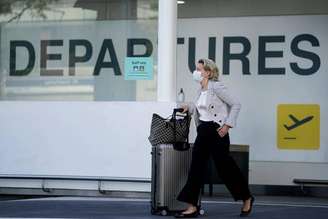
[0,100,327,189]
[0,101,175,178]
[250,161,328,185]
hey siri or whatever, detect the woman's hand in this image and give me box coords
[181,105,189,113]
[217,124,230,137]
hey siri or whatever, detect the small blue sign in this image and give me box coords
[124,57,153,80]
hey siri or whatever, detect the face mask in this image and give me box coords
[192,70,203,82]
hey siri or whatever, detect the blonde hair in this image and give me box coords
[198,58,219,81]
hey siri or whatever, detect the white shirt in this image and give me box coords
[196,90,212,122]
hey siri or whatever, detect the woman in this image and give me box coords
[175,59,254,218]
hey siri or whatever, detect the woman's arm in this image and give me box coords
[177,102,196,114]
[213,82,241,128]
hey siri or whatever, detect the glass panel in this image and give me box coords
[0,0,158,101]
[176,0,328,99]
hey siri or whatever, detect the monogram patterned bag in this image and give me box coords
[148,108,191,150]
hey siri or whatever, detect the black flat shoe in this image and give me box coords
[175,210,198,218]
[240,196,255,217]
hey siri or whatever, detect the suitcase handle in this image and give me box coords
[173,108,184,113]
[172,108,190,151]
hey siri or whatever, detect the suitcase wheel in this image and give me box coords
[160,209,168,216]
[198,208,205,215]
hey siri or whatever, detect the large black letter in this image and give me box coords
[188,38,196,72]
[127,38,153,57]
[94,39,121,76]
[69,39,92,76]
[258,36,285,75]
[10,41,35,76]
[40,40,64,76]
[208,37,216,62]
[187,37,217,73]
[290,34,320,75]
[223,37,251,75]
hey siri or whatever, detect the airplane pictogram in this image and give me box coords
[284,114,314,131]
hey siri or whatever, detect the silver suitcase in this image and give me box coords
[151,144,203,216]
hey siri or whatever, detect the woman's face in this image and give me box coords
[196,63,210,79]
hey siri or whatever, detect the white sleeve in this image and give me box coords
[213,82,241,127]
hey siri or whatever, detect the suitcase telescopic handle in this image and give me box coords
[172,108,190,151]
[173,108,187,119]
[173,108,184,113]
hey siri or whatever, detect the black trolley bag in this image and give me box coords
[149,108,204,216]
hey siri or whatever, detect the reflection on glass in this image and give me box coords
[0,0,158,101]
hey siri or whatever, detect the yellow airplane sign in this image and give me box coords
[277,104,320,150]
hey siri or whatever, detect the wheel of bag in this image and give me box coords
[161,209,167,216]
[199,209,205,215]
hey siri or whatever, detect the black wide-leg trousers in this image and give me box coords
[177,121,251,206]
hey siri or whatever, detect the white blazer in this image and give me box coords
[183,80,241,128]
